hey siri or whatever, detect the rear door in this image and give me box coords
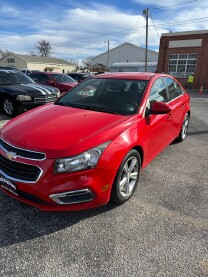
[164,77,187,137]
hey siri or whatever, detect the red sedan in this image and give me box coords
[29,72,77,93]
[0,72,190,211]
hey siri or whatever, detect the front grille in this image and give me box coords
[0,154,41,182]
[0,139,45,160]
[34,94,56,103]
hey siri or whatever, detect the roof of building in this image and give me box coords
[162,29,208,37]
[0,53,74,65]
[111,62,158,68]
[91,42,158,61]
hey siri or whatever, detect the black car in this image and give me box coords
[0,66,19,72]
[0,69,60,117]
[67,72,93,83]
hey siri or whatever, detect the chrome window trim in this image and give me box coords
[0,138,46,161]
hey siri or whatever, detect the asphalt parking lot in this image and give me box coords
[0,91,208,277]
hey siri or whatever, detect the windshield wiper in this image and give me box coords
[54,102,120,114]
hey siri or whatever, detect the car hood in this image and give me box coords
[1,104,135,158]
[0,83,57,96]
[57,82,77,91]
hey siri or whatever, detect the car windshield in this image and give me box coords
[55,78,148,115]
[51,74,77,84]
[0,71,35,85]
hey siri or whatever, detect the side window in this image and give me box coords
[149,78,168,104]
[73,75,79,81]
[31,74,40,82]
[165,77,183,101]
[40,74,51,83]
[145,78,168,117]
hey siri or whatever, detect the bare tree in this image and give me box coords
[0,49,13,58]
[34,39,52,57]
[82,56,94,70]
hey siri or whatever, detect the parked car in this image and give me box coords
[0,72,190,211]
[0,69,60,116]
[0,66,19,72]
[21,69,41,75]
[67,72,93,83]
[21,69,32,75]
[30,72,77,93]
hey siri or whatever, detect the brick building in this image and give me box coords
[157,30,208,89]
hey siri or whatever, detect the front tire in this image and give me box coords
[3,97,17,117]
[111,150,141,205]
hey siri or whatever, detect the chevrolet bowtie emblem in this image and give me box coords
[6,151,17,160]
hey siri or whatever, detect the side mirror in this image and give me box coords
[151,102,172,114]
[47,80,55,86]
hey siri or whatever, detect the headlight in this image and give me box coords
[16,95,32,101]
[54,89,61,98]
[54,141,111,173]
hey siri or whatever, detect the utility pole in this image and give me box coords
[107,40,110,71]
[143,8,149,72]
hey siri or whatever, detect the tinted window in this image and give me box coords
[40,74,51,83]
[51,74,76,83]
[149,78,168,104]
[69,74,79,81]
[0,71,34,85]
[30,73,40,82]
[165,77,183,101]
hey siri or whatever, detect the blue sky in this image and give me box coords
[0,0,207,62]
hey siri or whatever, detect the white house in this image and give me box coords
[91,42,158,72]
[0,53,77,73]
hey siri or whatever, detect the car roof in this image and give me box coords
[0,69,19,74]
[93,72,157,80]
[44,72,65,75]
[68,72,89,75]
[30,72,64,75]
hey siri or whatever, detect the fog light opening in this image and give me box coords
[49,189,94,205]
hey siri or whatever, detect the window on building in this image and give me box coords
[7,58,15,63]
[168,53,197,78]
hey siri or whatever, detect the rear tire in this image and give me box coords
[175,113,189,142]
[111,150,141,205]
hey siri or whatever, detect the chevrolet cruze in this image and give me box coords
[0,72,190,211]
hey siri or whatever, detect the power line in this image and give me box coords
[51,16,208,46]
[151,0,197,11]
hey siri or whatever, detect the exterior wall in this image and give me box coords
[110,62,157,72]
[157,31,208,89]
[91,43,158,69]
[0,54,26,69]
[0,54,77,73]
[27,63,76,73]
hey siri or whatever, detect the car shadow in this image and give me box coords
[187,130,208,136]
[0,192,118,247]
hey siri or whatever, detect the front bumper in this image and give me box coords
[0,145,116,211]
[16,95,57,113]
